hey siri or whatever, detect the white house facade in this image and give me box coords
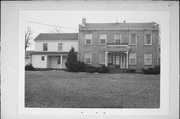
[31,33,78,69]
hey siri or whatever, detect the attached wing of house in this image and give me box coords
[31,33,78,69]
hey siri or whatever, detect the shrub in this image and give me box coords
[126,69,136,73]
[142,65,160,74]
[98,65,110,73]
[85,66,98,73]
[75,61,86,72]
[65,47,78,72]
[25,64,35,71]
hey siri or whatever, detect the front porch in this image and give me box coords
[47,54,67,69]
[107,53,128,69]
[105,44,130,69]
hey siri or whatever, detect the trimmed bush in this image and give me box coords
[98,65,110,73]
[85,66,98,73]
[75,61,86,72]
[25,64,35,71]
[142,65,160,74]
[126,69,136,73]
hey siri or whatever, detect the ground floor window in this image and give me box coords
[85,52,92,64]
[41,56,45,61]
[144,53,152,65]
[57,56,61,64]
[99,51,105,64]
[129,53,136,65]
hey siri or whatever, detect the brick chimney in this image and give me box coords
[82,18,86,25]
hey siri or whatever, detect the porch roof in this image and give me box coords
[31,51,78,55]
[106,46,130,52]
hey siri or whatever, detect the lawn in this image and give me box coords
[25,70,160,108]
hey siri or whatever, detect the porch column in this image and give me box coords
[60,55,63,68]
[105,50,108,66]
[126,51,129,69]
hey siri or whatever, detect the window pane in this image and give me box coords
[85,34,92,45]
[43,43,48,51]
[129,53,136,65]
[130,34,137,44]
[86,58,91,64]
[114,34,121,44]
[58,43,63,51]
[85,52,92,64]
[114,34,120,39]
[146,34,151,45]
[85,34,92,39]
[100,34,106,39]
[57,56,61,64]
[99,51,105,64]
[100,34,106,45]
[144,53,152,65]
[100,39,106,45]
[86,39,92,45]
[41,56,44,61]
[115,56,120,65]
[115,39,120,44]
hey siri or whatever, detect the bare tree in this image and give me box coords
[25,27,33,50]
[51,26,61,33]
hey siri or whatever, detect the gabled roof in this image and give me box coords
[80,22,159,30]
[34,33,78,41]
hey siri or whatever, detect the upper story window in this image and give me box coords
[129,53,136,65]
[85,51,92,64]
[144,52,152,65]
[58,43,63,51]
[43,43,48,51]
[99,51,105,64]
[100,34,107,45]
[114,34,122,44]
[85,34,92,45]
[129,34,137,45]
[145,34,152,45]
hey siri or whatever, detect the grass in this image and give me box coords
[25,70,160,108]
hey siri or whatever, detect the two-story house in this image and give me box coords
[31,33,78,69]
[78,18,160,72]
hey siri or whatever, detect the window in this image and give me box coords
[85,52,92,64]
[41,56,45,61]
[99,51,105,64]
[129,53,136,65]
[129,34,137,45]
[58,43,63,51]
[57,56,61,64]
[145,34,152,45]
[43,43,48,51]
[85,34,92,45]
[114,34,122,44]
[100,34,107,45]
[144,53,152,65]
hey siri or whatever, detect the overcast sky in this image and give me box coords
[20,10,170,50]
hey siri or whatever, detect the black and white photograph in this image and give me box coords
[24,10,163,108]
[1,1,179,119]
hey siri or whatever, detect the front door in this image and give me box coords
[113,54,126,69]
